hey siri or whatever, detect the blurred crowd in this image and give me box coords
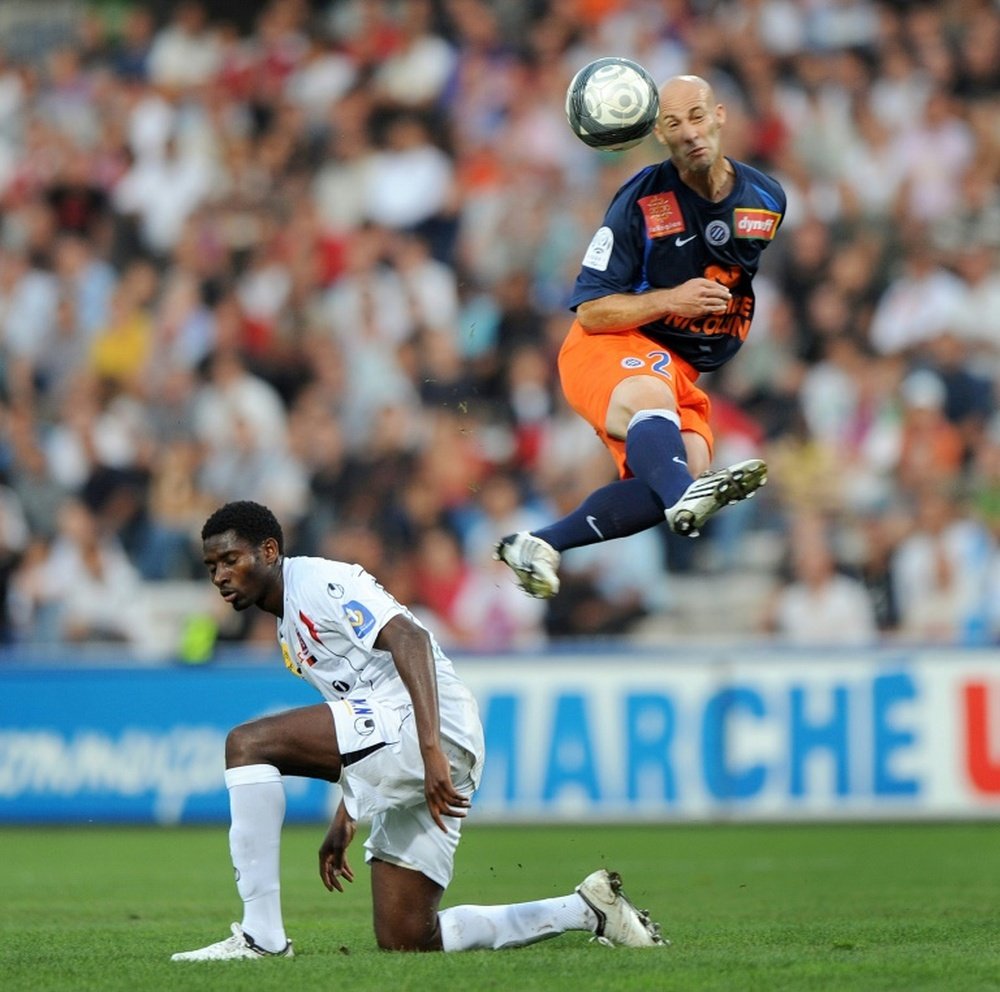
[0,0,997,657]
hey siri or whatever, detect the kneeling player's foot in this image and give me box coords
[665,458,768,538]
[576,868,667,948]
[171,923,294,961]
[494,532,561,598]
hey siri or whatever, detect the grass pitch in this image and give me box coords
[2,821,999,992]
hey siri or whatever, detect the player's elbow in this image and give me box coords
[575,299,603,329]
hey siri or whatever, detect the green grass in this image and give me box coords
[2,822,1000,991]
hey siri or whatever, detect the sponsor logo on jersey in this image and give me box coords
[621,356,645,369]
[294,628,317,667]
[664,262,755,341]
[733,208,781,240]
[343,600,376,639]
[582,226,614,270]
[331,679,351,694]
[638,191,684,238]
[327,582,344,599]
[705,219,730,245]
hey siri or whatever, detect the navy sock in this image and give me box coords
[533,478,665,551]
[624,413,693,508]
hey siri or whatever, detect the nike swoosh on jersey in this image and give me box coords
[675,234,697,247]
[586,515,605,539]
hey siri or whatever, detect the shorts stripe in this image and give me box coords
[341,740,389,768]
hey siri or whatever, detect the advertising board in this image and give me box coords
[2,649,999,822]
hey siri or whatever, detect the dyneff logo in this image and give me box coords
[733,208,781,239]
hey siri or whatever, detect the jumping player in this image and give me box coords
[172,501,664,959]
[496,74,786,597]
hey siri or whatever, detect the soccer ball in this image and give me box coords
[565,56,659,152]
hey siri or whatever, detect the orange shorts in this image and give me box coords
[557,319,713,479]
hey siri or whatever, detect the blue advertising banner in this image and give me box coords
[3,649,1000,823]
[0,664,331,823]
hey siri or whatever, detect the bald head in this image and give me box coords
[658,74,716,107]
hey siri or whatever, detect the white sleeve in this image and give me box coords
[298,561,404,652]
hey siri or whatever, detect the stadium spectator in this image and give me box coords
[893,368,966,493]
[112,132,220,258]
[891,484,996,646]
[9,495,155,648]
[947,240,1000,359]
[761,511,878,646]
[854,507,905,636]
[0,243,60,405]
[371,0,456,110]
[868,239,966,358]
[5,406,68,540]
[363,112,459,263]
[41,371,153,491]
[191,346,289,455]
[172,500,663,959]
[108,4,155,82]
[146,0,220,94]
[892,87,976,224]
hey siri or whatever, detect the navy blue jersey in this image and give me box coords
[568,158,786,372]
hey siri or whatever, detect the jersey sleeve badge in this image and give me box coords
[343,600,377,639]
[582,226,614,270]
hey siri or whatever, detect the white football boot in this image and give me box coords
[665,458,768,538]
[576,869,667,948]
[494,532,561,598]
[171,923,293,961]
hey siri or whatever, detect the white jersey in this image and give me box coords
[276,556,483,760]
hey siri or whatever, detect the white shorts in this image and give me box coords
[326,698,481,890]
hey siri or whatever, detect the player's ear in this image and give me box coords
[714,103,726,127]
[652,121,668,147]
[262,536,281,564]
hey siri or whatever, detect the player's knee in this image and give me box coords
[374,914,441,952]
[607,378,677,436]
[225,720,268,765]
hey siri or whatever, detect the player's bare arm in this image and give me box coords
[318,798,357,893]
[375,615,471,830]
[577,279,732,332]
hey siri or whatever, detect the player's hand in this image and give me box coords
[318,800,357,892]
[423,745,471,833]
[667,278,732,317]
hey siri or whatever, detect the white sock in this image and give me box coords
[225,763,287,952]
[438,893,597,951]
